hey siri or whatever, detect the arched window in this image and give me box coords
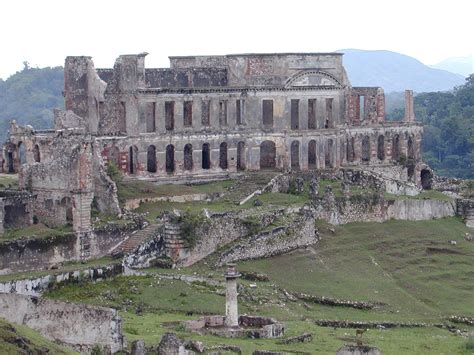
[347,137,355,163]
[166,145,175,174]
[33,144,40,163]
[377,135,385,161]
[260,141,276,169]
[291,141,300,169]
[219,142,228,170]
[202,143,210,170]
[361,136,370,162]
[308,140,317,168]
[237,141,246,171]
[184,144,193,171]
[147,145,156,173]
[408,136,415,160]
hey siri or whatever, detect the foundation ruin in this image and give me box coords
[184,264,285,338]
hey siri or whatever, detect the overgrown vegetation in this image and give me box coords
[0,317,74,354]
[0,64,63,144]
[2,223,73,241]
[388,75,474,178]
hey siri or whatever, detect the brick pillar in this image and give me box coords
[404,90,415,122]
[376,88,385,123]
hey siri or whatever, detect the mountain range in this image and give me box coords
[338,49,466,92]
[430,55,473,77]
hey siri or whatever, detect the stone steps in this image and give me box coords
[111,223,161,257]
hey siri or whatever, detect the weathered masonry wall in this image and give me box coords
[0,225,130,274]
[0,264,123,296]
[0,293,125,353]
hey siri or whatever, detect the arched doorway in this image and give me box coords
[291,141,300,169]
[184,144,193,171]
[408,136,415,160]
[325,139,334,168]
[147,145,156,173]
[219,142,228,170]
[421,169,433,190]
[33,144,40,163]
[377,135,385,161]
[202,143,210,170]
[347,137,355,163]
[237,141,246,171]
[362,136,370,162]
[166,145,175,174]
[260,141,276,169]
[392,135,400,162]
[308,140,317,168]
[128,146,138,174]
[18,142,26,165]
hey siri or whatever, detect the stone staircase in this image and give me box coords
[111,222,161,257]
[163,222,187,261]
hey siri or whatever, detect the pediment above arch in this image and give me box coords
[285,71,343,89]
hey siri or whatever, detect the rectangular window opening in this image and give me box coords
[291,99,299,130]
[262,99,274,128]
[183,101,193,127]
[165,101,175,131]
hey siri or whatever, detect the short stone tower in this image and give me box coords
[224,263,241,327]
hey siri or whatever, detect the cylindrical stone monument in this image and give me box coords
[224,263,241,327]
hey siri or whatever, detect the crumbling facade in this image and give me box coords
[1,52,423,236]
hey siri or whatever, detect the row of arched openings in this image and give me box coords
[348,134,405,163]
[120,134,414,174]
[130,142,248,175]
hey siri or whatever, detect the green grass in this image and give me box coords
[0,317,76,354]
[43,217,474,354]
[2,223,73,241]
[0,174,18,189]
[117,179,234,202]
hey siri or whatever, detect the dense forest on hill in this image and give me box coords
[0,66,472,178]
[388,75,474,178]
[0,64,63,143]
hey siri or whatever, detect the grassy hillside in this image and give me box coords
[44,217,474,354]
[0,317,75,354]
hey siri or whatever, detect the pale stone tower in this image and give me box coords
[224,264,241,327]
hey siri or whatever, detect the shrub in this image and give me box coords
[107,162,123,184]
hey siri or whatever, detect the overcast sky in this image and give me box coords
[0,0,472,79]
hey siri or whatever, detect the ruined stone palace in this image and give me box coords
[1,52,423,237]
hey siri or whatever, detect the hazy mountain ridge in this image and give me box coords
[430,55,473,77]
[338,49,465,92]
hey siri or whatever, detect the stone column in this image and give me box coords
[225,264,241,328]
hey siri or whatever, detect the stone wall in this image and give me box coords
[0,233,77,275]
[0,293,125,353]
[0,263,123,296]
[217,211,318,266]
[314,193,456,225]
[0,223,133,274]
[179,213,252,266]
